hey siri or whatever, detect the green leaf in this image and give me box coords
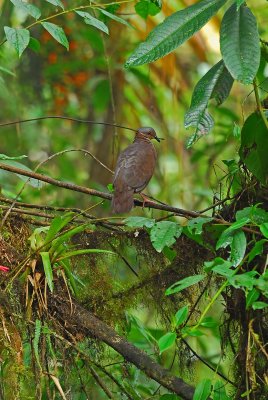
[185,60,233,138]
[200,317,219,328]
[10,0,41,19]
[239,112,268,184]
[41,22,69,49]
[220,4,260,83]
[0,153,27,160]
[50,224,90,256]
[216,219,249,250]
[246,288,260,309]
[135,0,161,19]
[150,221,182,252]
[124,216,155,228]
[260,223,268,238]
[44,213,75,247]
[165,275,205,296]
[252,301,268,310]
[75,11,109,35]
[248,239,266,263]
[0,159,43,187]
[183,327,204,337]
[57,249,115,261]
[4,27,30,57]
[174,305,188,327]
[187,217,213,235]
[236,205,268,224]
[28,37,40,52]
[98,7,133,28]
[235,0,246,11]
[125,0,227,67]
[204,257,233,277]
[162,246,177,261]
[213,380,231,400]
[193,379,212,400]
[45,0,64,10]
[230,230,247,267]
[158,332,176,354]
[229,271,258,290]
[40,252,54,292]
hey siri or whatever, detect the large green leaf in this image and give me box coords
[10,0,41,19]
[41,22,69,49]
[239,112,268,184]
[230,230,247,267]
[4,27,30,57]
[125,0,226,67]
[185,60,233,139]
[193,379,212,400]
[220,4,260,84]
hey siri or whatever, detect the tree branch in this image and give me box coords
[50,295,196,400]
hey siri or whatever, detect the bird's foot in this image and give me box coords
[139,193,155,209]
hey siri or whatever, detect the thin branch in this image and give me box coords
[0,115,136,132]
[0,163,262,236]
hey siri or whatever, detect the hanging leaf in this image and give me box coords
[41,22,69,49]
[239,112,268,184]
[4,27,30,57]
[97,8,133,28]
[125,0,226,67]
[185,60,233,139]
[45,0,64,10]
[220,4,260,84]
[229,230,247,267]
[75,11,109,35]
[10,0,41,19]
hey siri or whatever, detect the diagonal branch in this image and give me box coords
[50,295,196,400]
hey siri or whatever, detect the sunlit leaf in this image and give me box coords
[125,0,226,67]
[4,27,30,57]
[158,332,176,354]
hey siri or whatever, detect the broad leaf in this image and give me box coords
[220,4,260,83]
[252,301,268,310]
[187,217,213,235]
[40,252,54,292]
[165,275,205,296]
[239,112,268,184]
[150,221,182,252]
[248,239,266,263]
[10,0,41,19]
[185,60,233,138]
[41,22,69,49]
[229,271,258,290]
[125,0,227,67]
[45,0,64,10]
[76,11,109,35]
[260,223,268,238]
[4,27,30,57]
[158,332,176,354]
[193,379,212,400]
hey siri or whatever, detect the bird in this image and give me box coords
[111,127,161,214]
